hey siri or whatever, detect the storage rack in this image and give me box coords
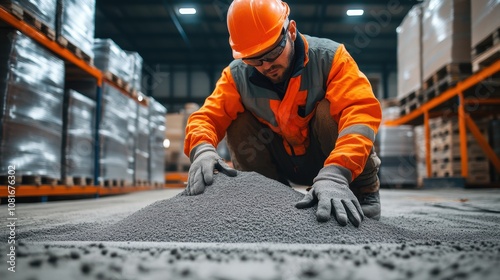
[385,60,500,186]
[0,7,158,200]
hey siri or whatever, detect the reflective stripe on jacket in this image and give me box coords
[184,34,381,180]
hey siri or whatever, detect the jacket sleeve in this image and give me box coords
[183,66,245,158]
[324,44,382,181]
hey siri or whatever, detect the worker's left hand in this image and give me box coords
[295,165,364,227]
[187,143,237,195]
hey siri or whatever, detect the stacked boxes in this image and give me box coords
[56,0,95,59]
[149,98,167,186]
[126,51,143,91]
[414,125,427,187]
[93,39,133,82]
[471,0,500,50]
[430,117,490,184]
[1,0,57,30]
[126,99,138,184]
[376,125,417,187]
[99,83,130,186]
[470,0,500,72]
[422,0,471,82]
[397,4,423,101]
[125,99,150,185]
[136,104,150,183]
[0,30,65,180]
[63,90,95,183]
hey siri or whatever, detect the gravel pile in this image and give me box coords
[18,171,500,244]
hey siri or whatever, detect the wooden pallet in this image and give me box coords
[397,90,420,115]
[423,63,472,98]
[472,29,500,72]
[101,179,131,187]
[57,36,93,65]
[472,28,500,58]
[134,179,150,187]
[0,175,58,186]
[60,176,94,187]
[103,71,132,93]
[472,43,500,73]
[152,181,165,188]
[431,159,490,184]
[0,1,55,40]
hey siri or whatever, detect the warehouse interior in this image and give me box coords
[0,0,500,279]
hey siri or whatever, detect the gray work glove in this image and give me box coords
[187,143,237,195]
[295,165,364,227]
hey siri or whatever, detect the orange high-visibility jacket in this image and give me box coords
[184,34,381,180]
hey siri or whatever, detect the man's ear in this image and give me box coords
[289,20,297,41]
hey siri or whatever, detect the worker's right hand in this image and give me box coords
[295,165,364,227]
[187,143,237,195]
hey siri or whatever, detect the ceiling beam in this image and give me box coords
[162,0,193,50]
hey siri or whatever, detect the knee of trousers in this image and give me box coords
[226,111,278,169]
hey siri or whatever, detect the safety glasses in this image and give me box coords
[242,23,289,66]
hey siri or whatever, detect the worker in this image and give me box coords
[183,0,382,227]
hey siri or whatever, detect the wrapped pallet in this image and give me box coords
[414,125,427,187]
[471,0,500,50]
[62,90,95,184]
[99,83,130,186]
[136,104,150,183]
[93,39,133,83]
[376,125,417,187]
[422,0,471,82]
[126,99,138,184]
[149,98,167,186]
[1,0,57,30]
[126,51,143,91]
[0,30,64,181]
[56,0,95,59]
[397,4,423,100]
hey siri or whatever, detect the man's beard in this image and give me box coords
[267,37,295,84]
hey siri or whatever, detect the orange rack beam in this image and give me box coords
[0,185,158,198]
[165,172,188,189]
[385,60,500,179]
[0,7,102,85]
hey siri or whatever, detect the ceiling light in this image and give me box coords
[138,95,144,102]
[347,9,364,16]
[179,8,196,15]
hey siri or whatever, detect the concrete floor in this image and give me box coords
[1,187,500,280]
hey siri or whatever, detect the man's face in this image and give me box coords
[242,20,297,84]
[254,33,295,84]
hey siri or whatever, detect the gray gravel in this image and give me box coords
[2,241,499,280]
[17,171,500,244]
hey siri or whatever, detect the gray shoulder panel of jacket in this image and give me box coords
[229,60,278,126]
[300,35,340,116]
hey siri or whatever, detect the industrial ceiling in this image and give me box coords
[95,0,421,69]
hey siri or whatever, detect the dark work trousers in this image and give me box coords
[226,99,381,197]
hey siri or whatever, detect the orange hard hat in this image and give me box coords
[227,0,290,59]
